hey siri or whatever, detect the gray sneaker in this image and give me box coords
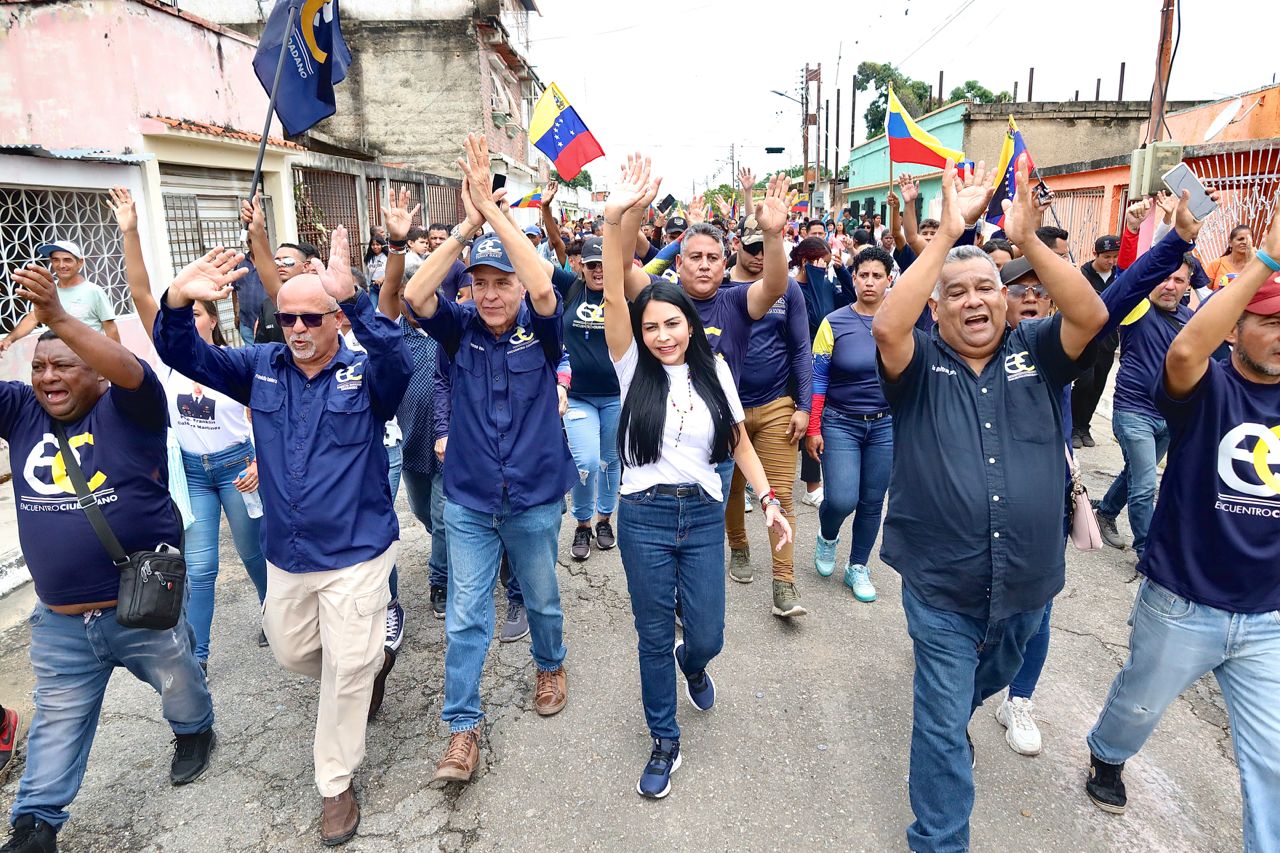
[728,547,753,584]
[1095,511,1130,550]
[500,602,529,643]
[771,581,807,618]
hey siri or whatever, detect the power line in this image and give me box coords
[896,0,982,67]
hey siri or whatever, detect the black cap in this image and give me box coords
[999,257,1038,286]
[665,216,688,234]
[580,236,603,264]
[1095,235,1121,253]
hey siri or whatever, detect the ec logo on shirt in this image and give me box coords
[335,364,364,391]
[575,302,604,326]
[22,432,107,497]
[1004,351,1038,382]
[1218,423,1280,498]
[510,326,535,344]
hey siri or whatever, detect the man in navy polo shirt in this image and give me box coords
[1094,252,1197,557]
[155,228,411,846]
[1083,222,1280,850]
[872,157,1107,853]
[2,264,213,853]
[403,135,575,785]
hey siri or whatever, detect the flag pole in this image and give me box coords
[242,0,301,243]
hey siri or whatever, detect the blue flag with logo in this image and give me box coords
[252,0,351,136]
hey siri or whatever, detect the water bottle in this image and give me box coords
[238,473,264,519]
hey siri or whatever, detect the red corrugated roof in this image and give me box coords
[146,116,305,151]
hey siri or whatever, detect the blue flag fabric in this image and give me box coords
[984,117,1033,227]
[252,0,351,136]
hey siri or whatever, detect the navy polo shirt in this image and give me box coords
[1113,299,1193,420]
[878,316,1092,620]
[415,293,576,514]
[1142,359,1280,613]
[155,290,412,573]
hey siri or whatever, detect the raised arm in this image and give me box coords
[1002,155,1106,358]
[738,166,756,222]
[14,264,144,390]
[241,195,282,300]
[746,174,796,319]
[898,174,926,256]
[886,188,906,251]
[108,186,158,336]
[1165,199,1280,398]
[403,172,486,320]
[378,187,421,321]
[541,182,567,267]
[603,154,662,361]
[0,312,40,353]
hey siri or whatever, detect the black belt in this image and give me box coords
[653,484,703,498]
[853,410,890,421]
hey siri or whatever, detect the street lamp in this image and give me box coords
[771,89,809,201]
[771,90,802,105]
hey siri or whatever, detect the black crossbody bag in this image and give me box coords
[53,422,186,630]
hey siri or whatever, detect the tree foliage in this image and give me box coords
[854,64,1011,138]
[948,80,1013,105]
[552,168,593,190]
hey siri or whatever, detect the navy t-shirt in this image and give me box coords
[724,276,812,408]
[0,361,179,606]
[1142,358,1280,613]
[649,273,753,383]
[1113,300,1192,420]
[561,280,619,397]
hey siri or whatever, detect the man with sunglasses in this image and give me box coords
[154,228,412,846]
[250,238,318,344]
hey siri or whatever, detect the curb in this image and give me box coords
[0,548,29,599]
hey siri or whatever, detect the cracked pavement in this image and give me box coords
[0,433,1245,851]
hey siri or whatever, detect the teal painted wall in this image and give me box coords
[842,101,967,221]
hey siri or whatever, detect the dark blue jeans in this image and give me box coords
[1008,600,1053,699]
[1097,410,1170,558]
[817,411,893,566]
[901,584,1045,853]
[617,486,726,741]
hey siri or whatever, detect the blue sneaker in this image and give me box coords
[844,564,877,602]
[814,533,838,577]
[674,641,715,711]
[636,737,682,798]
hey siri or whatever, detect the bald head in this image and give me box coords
[277,273,338,313]
[276,273,342,374]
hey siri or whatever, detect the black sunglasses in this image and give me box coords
[740,241,765,256]
[275,309,338,328]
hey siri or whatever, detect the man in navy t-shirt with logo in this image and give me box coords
[1084,220,1280,851]
[1,265,214,853]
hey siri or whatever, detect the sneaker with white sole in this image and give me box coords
[1095,510,1129,550]
[771,580,807,618]
[384,599,405,652]
[814,533,838,577]
[728,547,753,584]
[800,486,824,508]
[995,695,1043,756]
[674,641,714,711]
[500,602,529,643]
[636,737,682,799]
[844,564,876,602]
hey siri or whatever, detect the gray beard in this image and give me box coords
[1237,346,1280,378]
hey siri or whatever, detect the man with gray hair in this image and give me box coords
[871,157,1107,852]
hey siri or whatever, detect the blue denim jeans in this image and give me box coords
[1089,579,1280,851]
[1008,600,1053,699]
[817,411,893,566]
[181,440,267,661]
[715,458,735,505]
[617,486,726,741]
[901,584,1045,853]
[564,394,621,522]
[387,441,402,601]
[1097,410,1170,558]
[11,601,214,830]
[441,495,565,732]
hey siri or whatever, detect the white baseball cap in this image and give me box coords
[36,240,84,259]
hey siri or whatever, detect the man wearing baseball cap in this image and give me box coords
[1,241,119,353]
[1083,223,1280,851]
[1071,235,1123,447]
[663,215,688,246]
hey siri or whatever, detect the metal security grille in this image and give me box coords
[389,179,425,226]
[366,177,384,230]
[293,168,360,266]
[425,184,464,228]
[1047,188,1106,263]
[0,185,129,334]
[1189,144,1280,259]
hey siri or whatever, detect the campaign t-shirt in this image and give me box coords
[0,361,179,606]
[1113,299,1193,420]
[163,366,252,455]
[812,306,888,415]
[648,273,753,383]
[1142,358,1280,613]
[723,276,811,408]
[56,280,116,331]
[562,280,619,397]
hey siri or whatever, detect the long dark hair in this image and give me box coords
[618,281,739,468]
[364,231,385,264]
[196,300,227,347]
[1222,224,1251,257]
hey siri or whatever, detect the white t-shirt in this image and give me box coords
[613,340,745,501]
[163,367,253,455]
[343,330,402,447]
[56,279,116,331]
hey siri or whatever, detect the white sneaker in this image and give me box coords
[800,487,823,508]
[744,493,753,513]
[995,695,1042,756]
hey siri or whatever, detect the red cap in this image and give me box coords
[1247,272,1280,315]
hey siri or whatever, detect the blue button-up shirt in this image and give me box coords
[155,291,412,572]
[413,293,576,514]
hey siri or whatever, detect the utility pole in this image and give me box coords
[835,88,842,197]
[802,63,810,206]
[1149,0,1176,142]
[814,64,822,198]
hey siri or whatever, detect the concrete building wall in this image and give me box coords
[844,102,967,221]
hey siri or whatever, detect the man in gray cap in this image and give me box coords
[2,241,119,352]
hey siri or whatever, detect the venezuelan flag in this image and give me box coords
[530,83,605,181]
[512,190,543,209]
[984,117,1034,227]
[792,196,810,214]
[886,85,965,169]
[643,238,681,276]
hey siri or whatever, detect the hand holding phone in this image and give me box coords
[657,194,676,215]
[491,173,507,193]
[1162,163,1218,221]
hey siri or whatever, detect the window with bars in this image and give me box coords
[425,184,464,228]
[293,168,360,266]
[0,186,131,334]
[1046,188,1106,263]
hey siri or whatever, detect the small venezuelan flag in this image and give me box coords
[886,85,965,169]
[791,196,810,214]
[984,117,1034,227]
[512,190,543,209]
[530,83,605,181]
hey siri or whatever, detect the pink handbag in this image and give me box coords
[1066,447,1102,552]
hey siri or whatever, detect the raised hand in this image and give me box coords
[934,161,965,241]
[13,265,67,327]
[897,173,920,204]
[456,133,497,214]
[1154,189,1178,223]
[999,155,1041,247]
[314,226,356,301]
[108,187,137,233]
[171,247,248,303]
[1173,187,1222,243]
[542,181,559,203]
[458,176,486,232]
[1124,197,1153,234]
[239,194,268,238]
[755,174,795,235]
[954,160,994,227]
[381,186,421,242]
[738,166,756,193]
[887,190,901,214]
[604,154,660,221]
[687,194,707,225]
[1260,197,1280,259]
[714,196,732,218]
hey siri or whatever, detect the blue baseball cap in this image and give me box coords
[523,225,542,237]
[467,235,516,274]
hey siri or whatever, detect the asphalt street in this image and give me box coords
[0,433,1245,852]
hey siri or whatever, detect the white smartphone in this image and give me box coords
[1161,162,1218,221]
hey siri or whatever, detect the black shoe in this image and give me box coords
[1085,753,1127,814]
[430,586,447,620]
[1071,430,1083,450]
[368,648,396,721]
[571,525,592,561]
[966,731,975,769]
[257,627,270,648]
[170,728,216,785]
[594,519,616,550]
[1,815,57,853]
[198,660,208,678]
[1081,429,1096,448]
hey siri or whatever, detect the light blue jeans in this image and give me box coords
[387,441,402,602]
[441,495,566,733]
[563,394,621,523]
[11,601,213,830]
[1088,578,1280,851]
[817,411,893,567]
[1097,410,1170,558]
[182,440,267,661]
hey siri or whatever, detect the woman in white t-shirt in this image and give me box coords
[602,158,792,800]
[112,187,267,671]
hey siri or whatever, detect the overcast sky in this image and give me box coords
[526,0,1277,198]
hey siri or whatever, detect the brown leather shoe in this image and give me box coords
[534,666,567,716]
[321,784,360,846]
[433,728,481,783]
[368,648,396,721]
